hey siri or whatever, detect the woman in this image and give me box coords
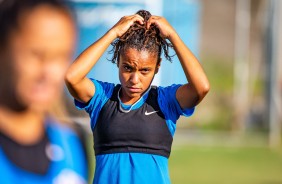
[66,10,209,184]
[0,0,87,183]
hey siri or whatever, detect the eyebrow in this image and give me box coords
[122,62,153,70]
[122,62,134,67]
[139,67,152,70]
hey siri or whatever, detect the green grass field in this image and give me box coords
[86,143,282,184]
[169,146,282,184]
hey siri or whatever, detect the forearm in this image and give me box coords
[169,33,209,95]
[65,14,144,103]
[65,30,117,85]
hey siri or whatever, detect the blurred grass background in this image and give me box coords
[169,146,282,184]
[84,129,282,184]
[85,139,282,184]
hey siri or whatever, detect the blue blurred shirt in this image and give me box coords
[0,119,88,184]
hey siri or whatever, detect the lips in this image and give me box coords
[127,86,142,93]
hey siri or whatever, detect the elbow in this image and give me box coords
[64,70,77,86]
[202,82,210,96]
[198,81,210,100]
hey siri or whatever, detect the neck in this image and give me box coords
[0,106,45,145]
[119,86,151,105]
[120,92,139,105]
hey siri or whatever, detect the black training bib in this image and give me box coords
[93,85,173,158]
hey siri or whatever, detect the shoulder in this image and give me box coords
[90,78,115,96]
[157,84,182,94]
[46,119,77,138]
[156,84,182,103]
[75,79,116,111]
[156,84,195,119]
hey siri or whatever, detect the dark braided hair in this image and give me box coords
[110,10,174,64]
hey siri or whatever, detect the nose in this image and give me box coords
[129,72,139,85]
[40,57,65,83]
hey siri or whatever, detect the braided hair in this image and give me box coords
[110,10,174,64]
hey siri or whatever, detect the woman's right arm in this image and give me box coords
[65,14,144,103]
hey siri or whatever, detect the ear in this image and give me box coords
[155,58,162,74]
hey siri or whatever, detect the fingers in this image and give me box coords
[113,14,144,38]
[122,14,144,26]
[132,14,144,25]
[146,16,174,39]
[146,16,161,29]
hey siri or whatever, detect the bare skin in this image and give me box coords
[65,14,209,109]
[0,5,76,145]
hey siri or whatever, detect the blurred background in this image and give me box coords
[65,0,282,183]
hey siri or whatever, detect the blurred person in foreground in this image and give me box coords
[65,10,210,183]
[0,0,88,183]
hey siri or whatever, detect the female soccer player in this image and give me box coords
[66,10,209,184]
[0,0,88,183]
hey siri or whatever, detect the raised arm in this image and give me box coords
[147,16,210,109]
[65,15,144,103]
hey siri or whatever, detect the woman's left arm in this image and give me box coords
[147,16,210,109]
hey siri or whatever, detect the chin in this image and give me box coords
[129,93,140,98]
[25,95,56,111]
[126,90,142,97]
[29,101,53,112]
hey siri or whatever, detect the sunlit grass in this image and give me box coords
[86,136,282,184]
[169,145,282,184]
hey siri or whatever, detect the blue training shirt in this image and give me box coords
[75,79,195,184]
[0,119,88,184]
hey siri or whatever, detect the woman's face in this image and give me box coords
[118,48,160,104]
[7,5,76,110]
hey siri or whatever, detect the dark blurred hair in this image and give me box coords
[0,0,72,109]
[0,0,72,48]
[110,10,174,64]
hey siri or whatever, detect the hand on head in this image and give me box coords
[110,10,174,64]
[111,10,175,40]
[146,16,175,39]
[111,14,144,38]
